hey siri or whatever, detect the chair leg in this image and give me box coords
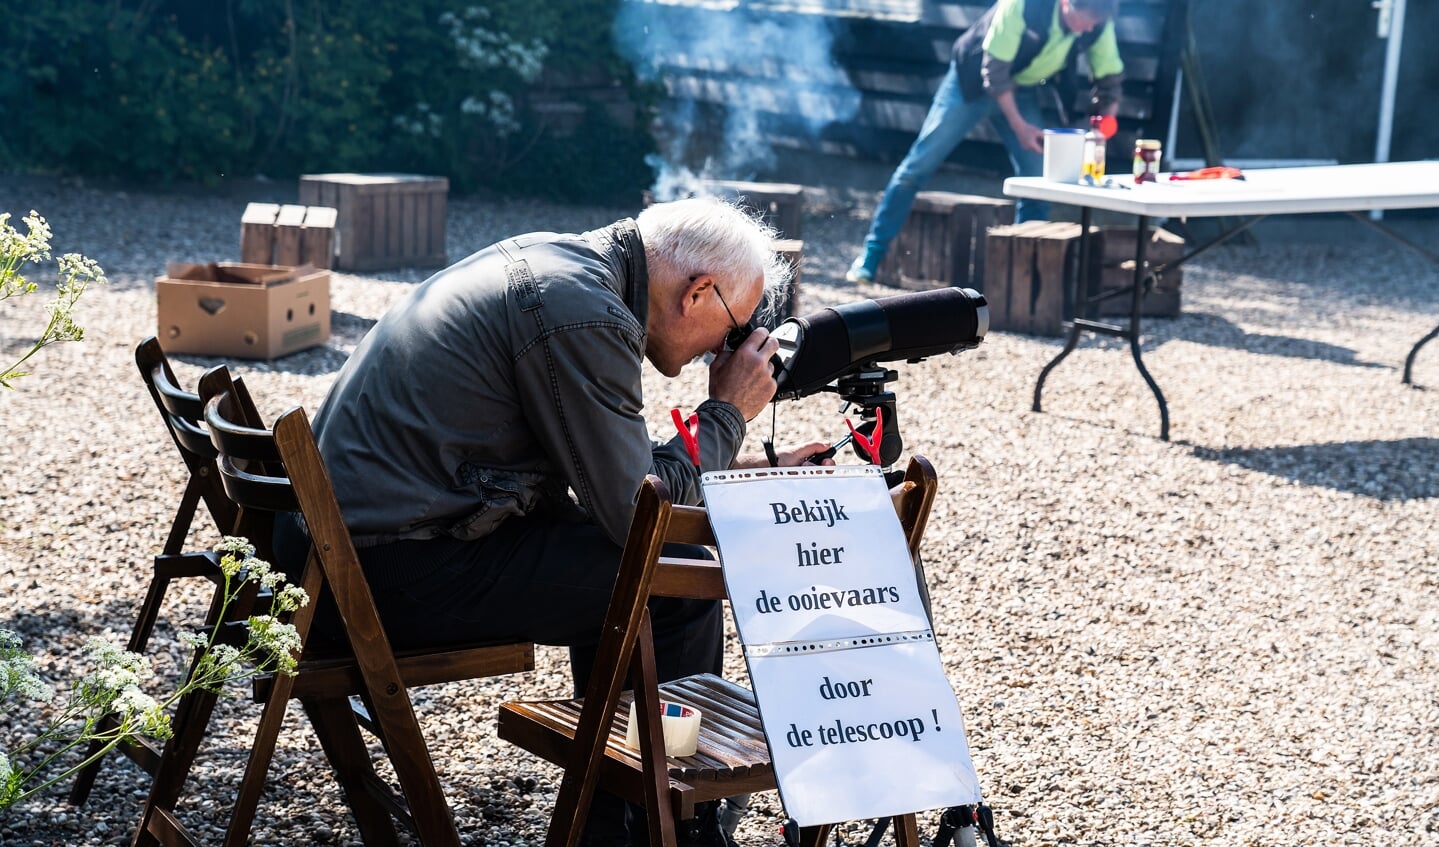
[359,687,462,847]
[130,578,237,845]
[128,572,177,655]
[66,732,113,805]
[798,824,833,847]
[71,552,191,805]
[544,611,662,847]
[630,613,678,847]
[130,684,226,847]
[301,696,403,847]
[893,814,921,847]
[221,672,306,847]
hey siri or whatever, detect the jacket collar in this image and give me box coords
[587,218,648,326]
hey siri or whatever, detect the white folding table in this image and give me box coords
[1004,161,1439,439]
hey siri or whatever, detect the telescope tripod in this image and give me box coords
[832,363,903,471]
[779,805,998,847]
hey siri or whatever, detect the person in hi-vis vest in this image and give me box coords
[847,0,1124,284]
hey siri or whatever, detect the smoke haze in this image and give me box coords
[613,0,863,199]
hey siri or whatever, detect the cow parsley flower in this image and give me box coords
[0,537,307,812]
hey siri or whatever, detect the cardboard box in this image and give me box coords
[156,262,330,359]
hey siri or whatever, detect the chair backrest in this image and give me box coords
[553,458,940,847]
[649,457,938,604]
[197,365,463,844]
[136,337,242,549]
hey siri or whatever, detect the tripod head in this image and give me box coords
[833,362,902,468]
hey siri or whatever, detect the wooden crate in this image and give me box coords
[1094,226,1185,317]
[700,180,805,240]
[983,221,1100,337]
[876,192,1015,292]
[298,173,448,272]
[240,203,337,269]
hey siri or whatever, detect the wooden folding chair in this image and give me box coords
[131,367,535,847]
[497,457,939,847]
[69,337,272,806]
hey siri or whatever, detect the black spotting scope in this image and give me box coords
[769,286,989,401]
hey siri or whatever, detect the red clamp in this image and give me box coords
[845,407,884,465]
[671,408,701,468]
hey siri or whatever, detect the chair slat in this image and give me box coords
[149,362,205,421]
[650,558,725,600]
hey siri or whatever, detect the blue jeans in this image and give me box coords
[864,61,1049,259]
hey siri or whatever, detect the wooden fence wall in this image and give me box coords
[631,0,1183,174]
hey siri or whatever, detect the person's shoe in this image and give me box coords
[845,255,874,284]
[845,245,884,284]
[674,801,738,847]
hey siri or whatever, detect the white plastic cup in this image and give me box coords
[624,700,702,757]
[1042,128,1086,183]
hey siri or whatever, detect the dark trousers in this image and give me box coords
[274,513,723,845]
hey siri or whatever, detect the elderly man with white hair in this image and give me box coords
[274,196,827,847]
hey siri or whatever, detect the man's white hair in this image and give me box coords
[637,196,793,322]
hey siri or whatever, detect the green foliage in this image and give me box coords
[0,1,655,203]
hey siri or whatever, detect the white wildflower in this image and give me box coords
[216,537,256,559]
[274,584,309,613]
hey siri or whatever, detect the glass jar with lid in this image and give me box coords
[1133,139,1162,183]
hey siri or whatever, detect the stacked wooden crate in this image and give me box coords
[240,204,337,269]
[1094,227,1185,317]
[701,180,805,241]
[298,173,448,271]
[983,221,1094,337]
[876,192,1014,291]
[983,222,1185,336]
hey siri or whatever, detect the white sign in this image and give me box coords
[703,466,982,827]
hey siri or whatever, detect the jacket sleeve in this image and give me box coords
[648,398,747,508]
[511,319,654,546]
[512,321,745,547]
[1086,20,1125,96]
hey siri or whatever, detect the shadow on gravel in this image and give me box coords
[1191,437,1439,500]
[1161,312,1386,368]
[170,338,352,377]
[328,309,378,343]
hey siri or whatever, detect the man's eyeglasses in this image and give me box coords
[712,280,756,351]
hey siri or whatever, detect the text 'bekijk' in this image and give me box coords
[769,499,850,528]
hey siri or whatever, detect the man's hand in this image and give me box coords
[708,325,779,420]
[1010,116,1044,154]
[731,440,836,469]
[994,89,1044,154]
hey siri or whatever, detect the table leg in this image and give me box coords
[1404,324,1439,385]
[1032,207,1093,413]
[1032,211,1170,440]
[1344,211,1439,386]
[1127,215,1170,440]
[1032,325,1084,413]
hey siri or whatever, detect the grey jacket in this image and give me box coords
[310,219,748,548]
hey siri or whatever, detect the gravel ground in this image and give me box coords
[1,169,1437,847]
